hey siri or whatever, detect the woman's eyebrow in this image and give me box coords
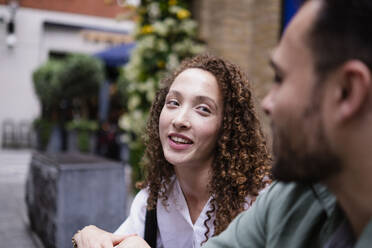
[195,96,218,110]
[166,90,182,98]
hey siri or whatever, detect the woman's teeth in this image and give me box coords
[170,136,192,144]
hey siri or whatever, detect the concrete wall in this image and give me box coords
[0,6,134,146]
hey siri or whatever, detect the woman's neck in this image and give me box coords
[174,163,212,224]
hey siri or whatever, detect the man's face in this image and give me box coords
[262,0,341,183]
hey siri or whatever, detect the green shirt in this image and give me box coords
[203,182,372,248]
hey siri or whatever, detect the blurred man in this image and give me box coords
[204,0,372,247]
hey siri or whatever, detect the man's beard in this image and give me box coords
[271,101,342,184]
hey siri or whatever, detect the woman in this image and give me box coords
[73,54,271,248]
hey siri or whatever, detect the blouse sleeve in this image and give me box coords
[113,188,149,237]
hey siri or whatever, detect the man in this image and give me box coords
[204,0,372,247]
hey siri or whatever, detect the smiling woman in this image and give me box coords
[159,68,223,170]
[73,54,272,248]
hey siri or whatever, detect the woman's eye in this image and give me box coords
[197,106,211,114]
[166,99,179,106]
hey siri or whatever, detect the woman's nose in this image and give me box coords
[172,110,191,129]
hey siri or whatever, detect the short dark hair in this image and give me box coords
[306,0,372,80]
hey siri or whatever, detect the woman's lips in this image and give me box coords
[168,134,193,150]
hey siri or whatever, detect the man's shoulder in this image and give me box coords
[245,181,336,246]
[203,181,337,248]
[262,181,318,203]
[256,181,314,205]
[234,181,321,229]
[256,181,330,218]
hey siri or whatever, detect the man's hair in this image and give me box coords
[306,0,372,80]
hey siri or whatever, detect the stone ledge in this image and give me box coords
[26,152,127,248]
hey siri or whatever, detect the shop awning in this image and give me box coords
[94,42,135,67]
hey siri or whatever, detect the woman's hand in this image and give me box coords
[72,225,136,248]
[116,236,151,248]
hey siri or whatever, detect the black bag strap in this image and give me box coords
[144,207,157,248]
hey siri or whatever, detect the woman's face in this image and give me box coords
[159,68,223,169]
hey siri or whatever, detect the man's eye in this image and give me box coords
[273,73,283,84]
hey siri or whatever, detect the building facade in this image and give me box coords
[0,0,134,147]
[1,0,289,147]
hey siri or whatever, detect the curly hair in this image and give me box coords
[139,53,272,242]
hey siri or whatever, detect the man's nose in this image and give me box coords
[172,109,191,129]
[261,92,273,116]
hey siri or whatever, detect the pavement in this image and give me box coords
[0,149,44,248]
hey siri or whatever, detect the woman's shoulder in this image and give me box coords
[131,188,150,211]
[114,188,149,235]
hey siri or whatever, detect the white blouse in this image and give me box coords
[114,177,254,248]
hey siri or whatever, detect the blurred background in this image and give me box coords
[0,0,302,247]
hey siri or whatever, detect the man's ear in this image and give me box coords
[336,60,371,122]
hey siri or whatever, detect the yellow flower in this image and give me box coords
[177,9,190,19]
[168,0,177,6]
[157,60,165,68]
[141,25,154,34]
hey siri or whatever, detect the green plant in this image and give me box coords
[76,131,91,153]
[67,119,98,153]
[32,118,54,151]
[59,54,104,100]
[32,60,63,118]
[32,54,104,151]
[59,54,104,120]
[66,119,98,132]
[118,0,205,188]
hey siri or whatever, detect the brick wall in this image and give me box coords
[192,0,281,139]
[0,0,128,18]
[193,0,280,99]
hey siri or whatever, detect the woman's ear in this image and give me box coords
[336,60,371,122]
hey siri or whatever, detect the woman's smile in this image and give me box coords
[168,133,194,150]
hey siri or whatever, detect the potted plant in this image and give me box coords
[32,54,104,151]
[32,60,63,151]
[66,119,98,153]
[59,54,104,153]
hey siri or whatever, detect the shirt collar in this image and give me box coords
[355,218,372,247]
[157,177,214,248]
[311,183,337,218]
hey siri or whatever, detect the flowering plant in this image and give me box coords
[118,0,204,185]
